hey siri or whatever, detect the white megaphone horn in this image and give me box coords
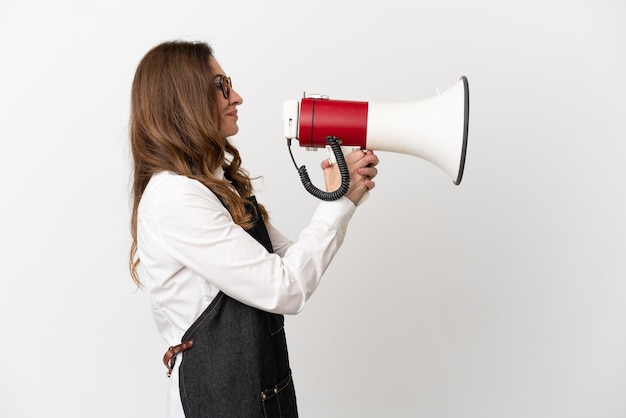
[283,76,469,201]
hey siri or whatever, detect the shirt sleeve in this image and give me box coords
[147,175,356,315]
[266,222,293,257]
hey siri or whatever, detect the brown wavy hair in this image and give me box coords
[128,40,266,286]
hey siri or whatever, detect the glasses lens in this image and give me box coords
[214,75,231,100]
[222,76,232,99]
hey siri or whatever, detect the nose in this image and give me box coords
[230,89,243,105]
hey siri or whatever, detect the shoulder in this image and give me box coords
[139,171,223,215]
[145,171,206,195]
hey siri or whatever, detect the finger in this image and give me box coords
[344,149,368,164]
[358,166,378,179]
[363,151,379,167]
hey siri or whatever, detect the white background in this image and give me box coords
[1,1,625,417]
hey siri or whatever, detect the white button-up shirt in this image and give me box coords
[136,170,356,417]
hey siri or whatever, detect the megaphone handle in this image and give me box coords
[325,145,369,206]
[298,136,350,201]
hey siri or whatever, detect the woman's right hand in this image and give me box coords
[321,149,379,205]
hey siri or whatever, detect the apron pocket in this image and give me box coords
[260,371,298,418]
[266,312,285,336]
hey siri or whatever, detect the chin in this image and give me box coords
[221,126,239,137]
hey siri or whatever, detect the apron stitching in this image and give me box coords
[184,292,226,338]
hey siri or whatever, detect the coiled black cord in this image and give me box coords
[287,136,350,201]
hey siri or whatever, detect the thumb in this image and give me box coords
[320,158,332,170]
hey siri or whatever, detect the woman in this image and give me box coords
[129,40,379,418]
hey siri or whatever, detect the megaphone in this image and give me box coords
[283,76,469,201]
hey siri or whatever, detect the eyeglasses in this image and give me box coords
[213,75,232,100]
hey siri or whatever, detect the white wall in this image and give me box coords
[1,0,624,417]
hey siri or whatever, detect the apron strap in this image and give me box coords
[163,340,194,377]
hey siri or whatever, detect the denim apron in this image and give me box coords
[177,196,298,418]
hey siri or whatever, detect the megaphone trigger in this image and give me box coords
[325,145,363,166]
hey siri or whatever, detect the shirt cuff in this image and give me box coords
[312,196,356,228]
